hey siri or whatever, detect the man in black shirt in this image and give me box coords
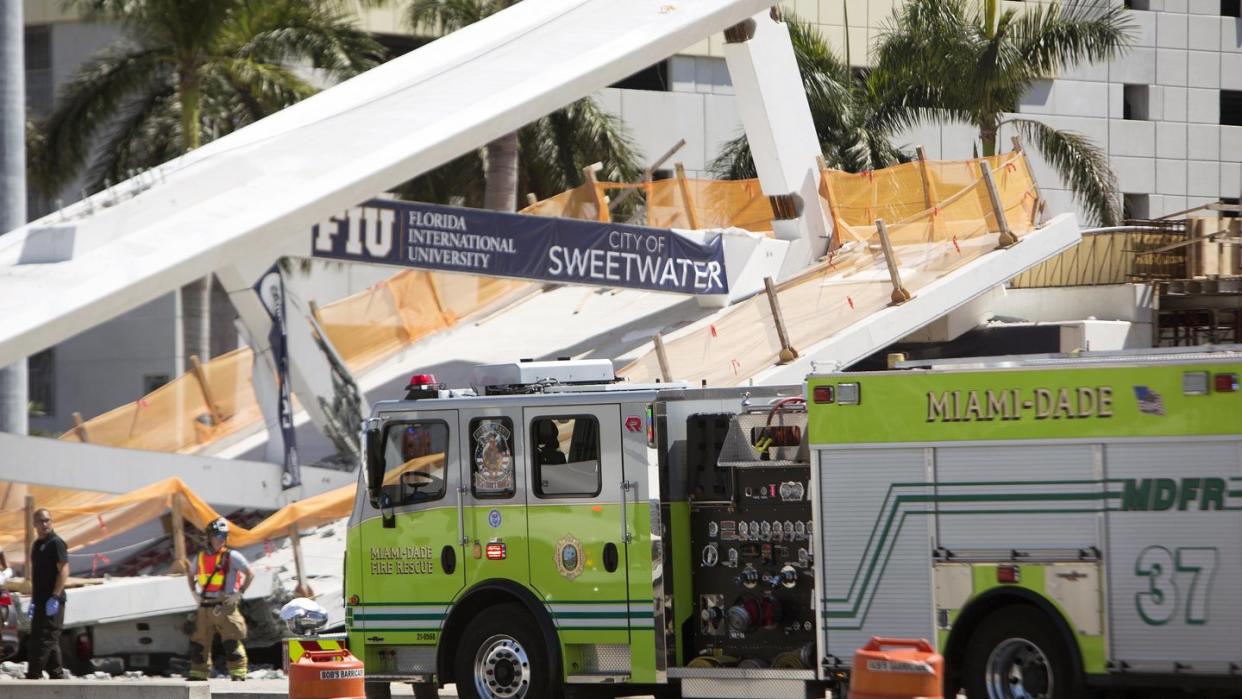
[25,508,68,680]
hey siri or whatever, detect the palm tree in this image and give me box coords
[874,0,1132,225]
[712,14,910,179]
[29,0,383,368]
[408,0,642,214]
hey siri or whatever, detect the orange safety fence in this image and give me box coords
[56,270,529,454]
[0,454,442,569]
[618,151,1041,387]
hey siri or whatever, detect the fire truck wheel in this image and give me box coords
[962,605,1083,699]
[455,603,558,699]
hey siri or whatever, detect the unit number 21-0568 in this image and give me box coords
[1134,546,1219,626]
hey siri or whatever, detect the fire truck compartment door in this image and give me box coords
[523,403,636,646]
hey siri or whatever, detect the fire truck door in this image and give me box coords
[355,410,465,645]
[523,404,635,647]
[458,407,528,589]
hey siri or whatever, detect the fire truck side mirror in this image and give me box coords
[363,426,385,508]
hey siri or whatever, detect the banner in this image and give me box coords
[311,199,728,295]
[254,265,301,490]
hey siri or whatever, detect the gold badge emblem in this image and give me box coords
[555,535,584,580]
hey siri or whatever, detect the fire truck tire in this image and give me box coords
[962,605,1084,699]
[455,603,559,699]
[364,680,392,699]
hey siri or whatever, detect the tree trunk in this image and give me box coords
[979,122,998,158]
[0,0,28,435]
[483,131,520,212]
[178,67,211,370]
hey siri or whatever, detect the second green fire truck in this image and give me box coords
[346,348,1242,699]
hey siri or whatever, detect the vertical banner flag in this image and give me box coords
[311,199,729,295]
[255,265,301,489]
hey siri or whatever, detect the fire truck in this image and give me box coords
[346,348,1242,699]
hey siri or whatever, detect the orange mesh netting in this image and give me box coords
[619,152,1041,387]
[0,454,443,569]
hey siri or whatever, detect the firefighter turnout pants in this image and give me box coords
[189,602,248,680]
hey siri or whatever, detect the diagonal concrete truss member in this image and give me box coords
[0,0,790,370]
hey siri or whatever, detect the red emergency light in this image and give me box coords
[485,542,507,560]
[812,385,834,404]
[408,374,439,386]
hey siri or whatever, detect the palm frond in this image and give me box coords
[409,0,495,33]
[1013,0,1132,78]
[232,1,383,78]
[83,84,179,191]
[1006,117,1121,226]
[30,46,169,196]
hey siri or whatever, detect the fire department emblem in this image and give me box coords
[555,535,584,580]
[472,419,514,493]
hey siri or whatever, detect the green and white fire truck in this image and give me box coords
[346,348,1242,699]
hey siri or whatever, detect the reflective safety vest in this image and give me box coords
[196,549,234,594]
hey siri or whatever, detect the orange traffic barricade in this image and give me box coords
[289,647,366,699]
[850,637,943,699]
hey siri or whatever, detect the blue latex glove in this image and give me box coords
[45,597,60,617]
[25,602,33,620]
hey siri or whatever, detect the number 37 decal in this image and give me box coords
[1134,546,1219,626]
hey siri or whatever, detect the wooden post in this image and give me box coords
[1012,135,1044,227]
[169,495,189,575]
[674,163,701,230]
[24,495,35,578]
[582,163,611,223]
[525,193,538,207]
[290,525,314,598]
[875,219,912,305]
[979,162,1019,248]
[652,334,673,383]
[764,277,799,364]
[916,146,935,211]
[610,138,685,216]
[71,412,89,443]
[189,355,225,426]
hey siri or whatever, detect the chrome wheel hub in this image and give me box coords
[985,637,1052,699]
[473,634,530,699]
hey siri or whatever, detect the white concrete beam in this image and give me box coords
[0,433,354,509]
[722,9,831,277]
[753,214,1084,384]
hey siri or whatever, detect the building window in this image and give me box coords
[27,349,54,416]
[1222,197,1240,219]
[24,26,52,116]
[531,416,601,498]
[1224,0,1241,18]
[1124,84,1150,120]
[143,374,170,394]
[1126,0,1151,9]
[611,60,669,92]
[1222,90,1242,126]
[1123,193,1151,221]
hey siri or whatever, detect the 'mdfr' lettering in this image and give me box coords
[1120,477,1226,511]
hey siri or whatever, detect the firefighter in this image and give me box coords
[185,518,253,681]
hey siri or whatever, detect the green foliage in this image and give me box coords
[29,0,383,196]
[874,0,1132,225]
[397,0,642,211]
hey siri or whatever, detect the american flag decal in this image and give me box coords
[1133,385,1165,416]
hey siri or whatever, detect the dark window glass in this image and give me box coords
[1223,0,1240,18]
[27,349,54,416]
[531,416,601,498]
[380,421,449,506]
[1221,90,1242,126]
[470,417,516,499]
